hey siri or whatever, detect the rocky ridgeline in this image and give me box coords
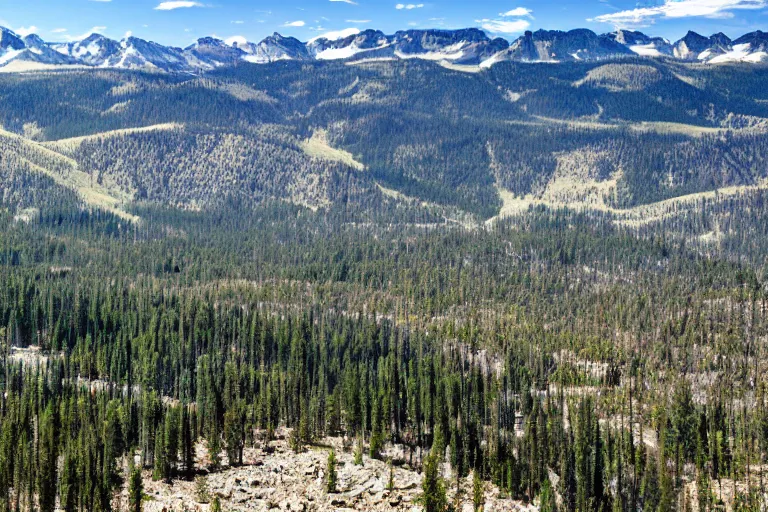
[128,429,535,512]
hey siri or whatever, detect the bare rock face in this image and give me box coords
[129,429,535,511]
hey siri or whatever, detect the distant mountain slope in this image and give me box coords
[1,25,768,73]
[1,57,768,220]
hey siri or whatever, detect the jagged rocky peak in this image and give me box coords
[108,37,191,71]
[238,33,311,63]
[0,27,25,51]
[185,36,245,67]
[389,28,510,65]
[394,28,486,54]
[670,30,768,62]
[307,29,393,60]
[608,29,672,57]
[609,29,651,46]
[52,33,122,66]
[496,28,632,63]
[733,30,768,47]
[22,34,47,49]
[673,31,727,60]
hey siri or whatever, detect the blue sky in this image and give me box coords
[1,0,766,46]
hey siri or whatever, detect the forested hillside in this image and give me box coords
[1,59,768,511]
[1,60,768,220]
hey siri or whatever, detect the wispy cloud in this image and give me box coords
[476,18,531,33]
[154,1,203,11]
[51,28,68,34]
[283,20,306,27]
[330,0,359,4]
[590,0,766,27]
[346,19,372,23]
[500,7,533,17]
[396,3,424,10]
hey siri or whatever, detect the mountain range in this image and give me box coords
[1,25,768,73]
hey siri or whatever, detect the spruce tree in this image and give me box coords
[129,464,143,512]
[473,470,485,512]
[327,449,338,493]
[421,454,447,512]
[540,479,557,512]
[37,407,57,512]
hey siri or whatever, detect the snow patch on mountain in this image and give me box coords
[629,44,663,57]
[0,49,24,65]
[709,43,767,63]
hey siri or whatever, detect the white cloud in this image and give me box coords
[154,1,203,10]
[232,20,244,24]
[591,0,766,27]
[124,30,133,38]
[225,35,248,46]
[476,18,531,33]
[396,3,425,10]
[500,7,533,17]
[283,20,306,27]
[346,19,372,23]
[309,27,360,42]
[330,0,359,4]
[51,28,68,34]
[14,26,38,37]
[65,26,107,41]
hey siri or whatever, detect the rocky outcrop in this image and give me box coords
[129,429,535,511]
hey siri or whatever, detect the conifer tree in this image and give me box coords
[224,406,244,466]
[37,406,57,512]
[327,449,338,493]
[540,479,557,512]
[473,470,485,512]
[129,464,143,512]
[421,454,447,512]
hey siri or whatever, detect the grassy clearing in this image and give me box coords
[0,128,138,222]
[525,116,766,137]
[628,121,725,136]
[300,129,365,171]
[44,123,184,153]
[438,61,484,73]
[488,180,768,228]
